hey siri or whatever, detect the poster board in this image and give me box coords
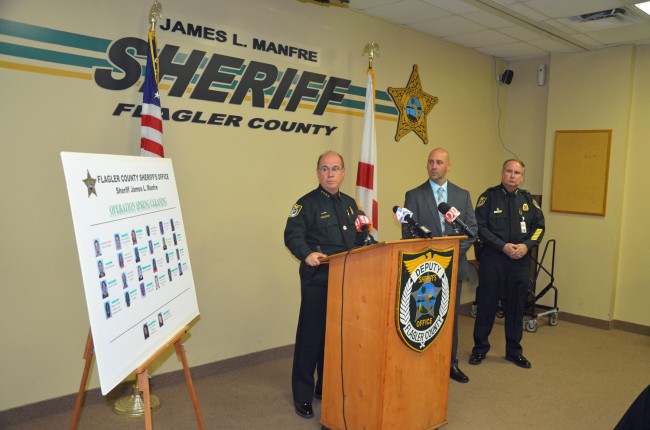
[61,152,200,395]
[550,130,611,216]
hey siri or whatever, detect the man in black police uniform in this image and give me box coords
[402,148,476,383]
[469,159,545,369]
[284,151,371,419]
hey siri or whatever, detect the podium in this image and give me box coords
[320,237,462,430]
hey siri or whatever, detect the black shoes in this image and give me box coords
[294,401,314,419]
[506,354,532,369]
[468,352,486,365]
[469,352,531,368]
[450,366,469,383]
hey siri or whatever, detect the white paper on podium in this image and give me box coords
[61,152,200,394]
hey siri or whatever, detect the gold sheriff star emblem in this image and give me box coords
[83,170,97,197]
[388,65,438,144]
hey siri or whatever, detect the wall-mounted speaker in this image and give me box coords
[500,69,514,85]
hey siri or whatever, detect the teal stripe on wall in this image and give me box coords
[0,41,112,69]
[0,18,111,52]
[377,104,398,115]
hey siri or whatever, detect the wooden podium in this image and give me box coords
[320,238,462,430]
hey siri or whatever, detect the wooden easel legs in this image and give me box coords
[70,327,204,430]
[175,340,204,428]
[70,329,94,430]
[137,370,153,430]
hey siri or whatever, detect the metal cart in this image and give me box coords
[470,239,559,333]
[522,239,558,332]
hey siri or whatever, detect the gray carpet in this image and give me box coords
[2,315,649,429]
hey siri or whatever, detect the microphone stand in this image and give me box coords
[406,224,420,239]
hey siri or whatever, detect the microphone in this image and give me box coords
[393,206,433,238]
[354,214,371,233]
[393,206,413,224]
[354,212,373,245]
[437,202,476,238]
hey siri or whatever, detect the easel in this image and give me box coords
[70,326,204,430]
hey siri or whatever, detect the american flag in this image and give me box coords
[355,68,378,239]
[140,30,164,158]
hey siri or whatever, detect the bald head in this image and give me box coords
[427,148,451,185]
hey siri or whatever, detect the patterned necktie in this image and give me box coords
[436,187,446,235]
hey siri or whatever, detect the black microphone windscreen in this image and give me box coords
[392,206,399,213]
[437,202,451,214]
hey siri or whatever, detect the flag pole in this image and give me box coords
[114,1,165,416]
[356,43,380,239]
[139,0,165,158]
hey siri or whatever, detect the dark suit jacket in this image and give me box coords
[402,180,477,278]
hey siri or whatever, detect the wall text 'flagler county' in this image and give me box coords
[112,104,338,135]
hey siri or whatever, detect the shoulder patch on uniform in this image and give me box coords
[289,204,302,218]
[477,196,487,208]
[532,198,541,210]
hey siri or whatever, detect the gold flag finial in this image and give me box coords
[149,0,163,32]
[362,42,379,69]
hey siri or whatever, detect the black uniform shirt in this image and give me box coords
[284,186,365,262]
[475,184,545,253]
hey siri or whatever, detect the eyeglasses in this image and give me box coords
[318,166,343,174]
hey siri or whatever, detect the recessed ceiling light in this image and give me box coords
[635,1,650,15]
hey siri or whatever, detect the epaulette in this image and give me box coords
[319,189,332,198]
[518,188,531,196]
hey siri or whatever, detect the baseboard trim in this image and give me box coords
[0,344,293,425]
[611,319,650,336]
[458,302,650,335]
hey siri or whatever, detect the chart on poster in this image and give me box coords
[61,152,200,395]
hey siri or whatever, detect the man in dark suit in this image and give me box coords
[402,148,477,383]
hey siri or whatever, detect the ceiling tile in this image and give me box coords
[571,33,605,47]
[462,10,518,28]
[586,23,650,43]
[410,15,488,37]
[505,2,553,21]
[526,37,576,51]
[543,18,580,35]
[445,29,518,48]
[498,25,547,41]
